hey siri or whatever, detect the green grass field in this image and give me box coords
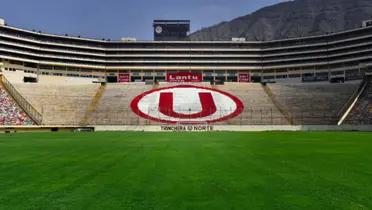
[1,132,372,210]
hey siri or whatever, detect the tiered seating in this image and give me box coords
[216,83,289,125]
[268,83,359,124]
[346,78,372,125]
[7,78,362,126]
[0,85,34,125]
[87,83,152,125]
[13,83,100,125]
[88,83,289,125]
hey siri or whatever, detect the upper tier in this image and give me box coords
[1,24,372,70]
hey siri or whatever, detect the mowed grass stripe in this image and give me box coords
[0,132,371,210]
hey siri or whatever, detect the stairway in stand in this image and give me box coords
[262,84,294,125]
[80,84,107,126]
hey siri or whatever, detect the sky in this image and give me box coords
[0,0,284,40]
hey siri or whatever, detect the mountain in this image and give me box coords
[189,0,372,41]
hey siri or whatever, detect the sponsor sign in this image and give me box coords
[118,73,130,83]
[131,85,244,124]
[166,72,202,83]
[238,73,251,83]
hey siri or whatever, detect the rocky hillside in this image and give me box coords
[189,0,372,41]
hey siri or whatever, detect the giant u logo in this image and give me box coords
[158,92,217,119]
[130,85,244,124]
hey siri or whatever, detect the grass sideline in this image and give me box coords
[1,131,372,209]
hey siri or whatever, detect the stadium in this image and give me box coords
[1,4,372,209]
[1,18,372,130]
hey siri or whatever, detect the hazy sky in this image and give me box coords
[0,0,284,40]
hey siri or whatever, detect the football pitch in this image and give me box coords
[1,131,372,210]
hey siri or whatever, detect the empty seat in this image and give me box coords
[268,83,359,124]
[14,83,100,125]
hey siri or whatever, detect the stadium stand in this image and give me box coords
[0,84,33,125]
[215,83,289,125]
[266,83,360,124]
[13,83,100,125]
[345,77,372,125]
[87,83,152,125]
[1,78,361,126]
[86,82,289,125]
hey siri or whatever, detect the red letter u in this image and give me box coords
[159,92,217,119]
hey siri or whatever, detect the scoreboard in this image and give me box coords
[153,20,190,41]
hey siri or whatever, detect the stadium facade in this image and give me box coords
[1,19,372,83]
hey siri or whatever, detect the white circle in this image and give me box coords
[136,87,240,123]
[155,26,163,34]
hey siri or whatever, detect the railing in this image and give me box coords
[337,77,369,125]
[338,78,367,118]
[0,76,43,124]
[80,84,106,126]
[262,85,294,125]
